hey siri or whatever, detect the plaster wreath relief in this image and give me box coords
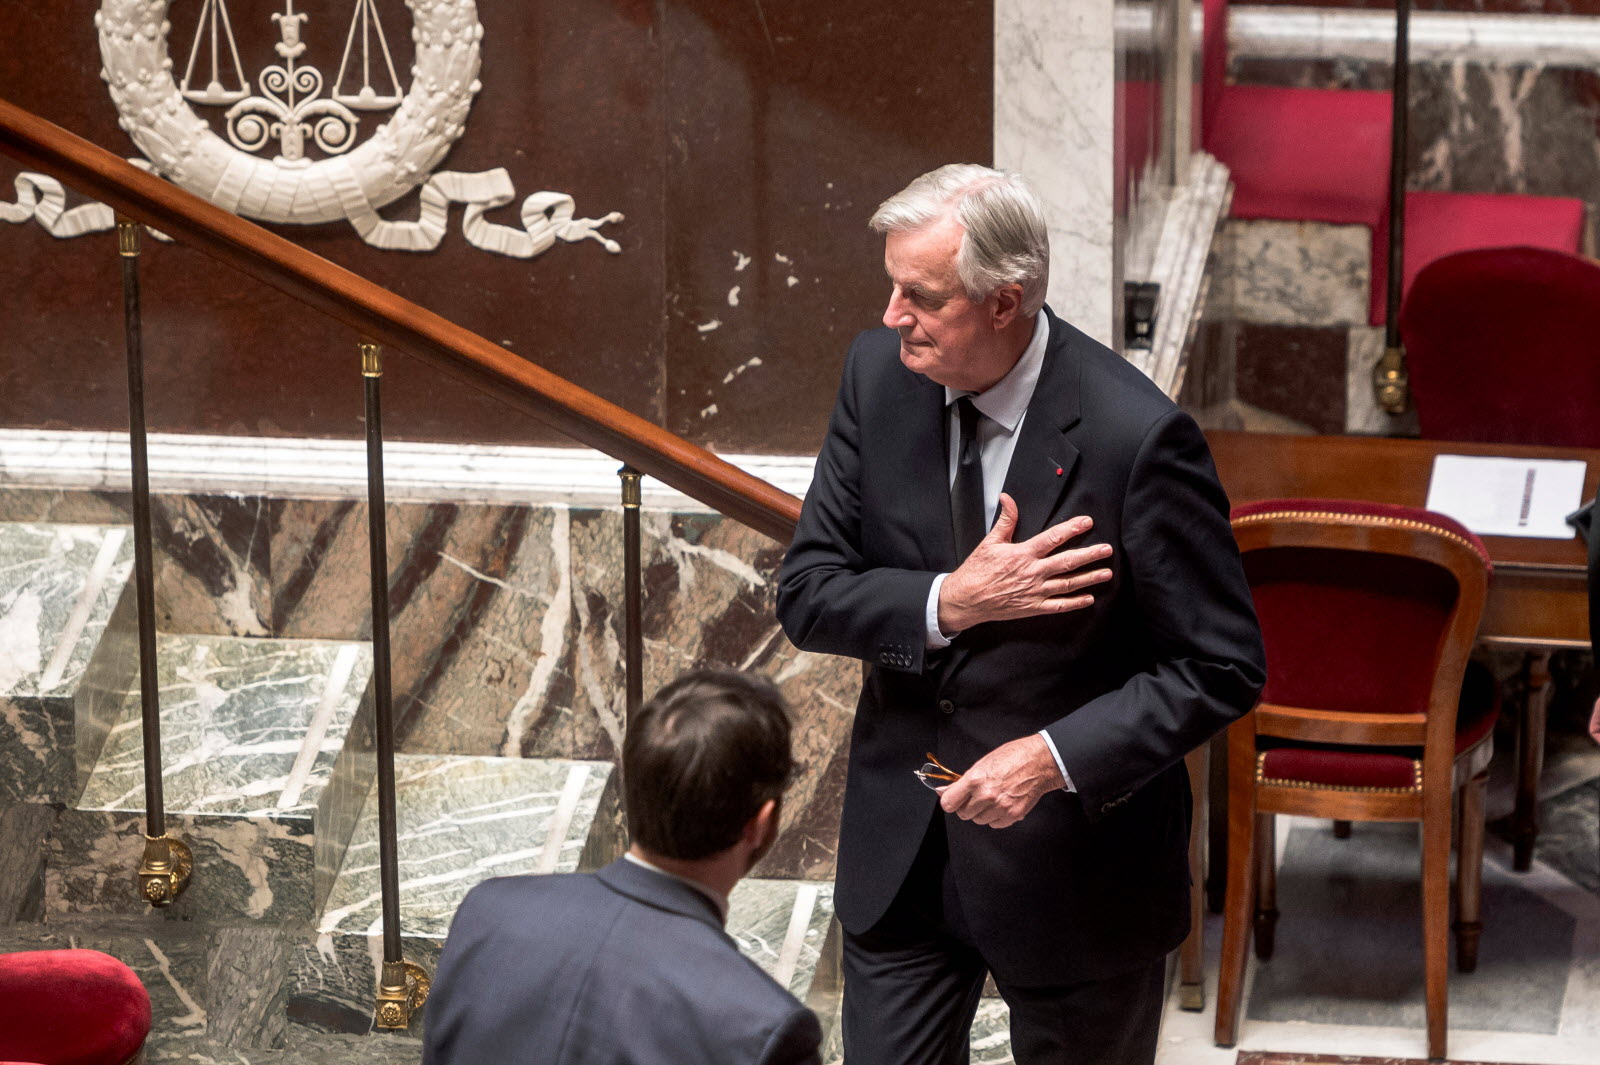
[0,0,623,259]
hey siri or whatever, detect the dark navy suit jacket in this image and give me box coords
[777,308,1266,985]
[422,859,822,1065]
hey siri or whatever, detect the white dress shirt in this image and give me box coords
[921,313,1075,791]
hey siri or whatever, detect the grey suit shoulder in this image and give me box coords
[422,859,822,1065]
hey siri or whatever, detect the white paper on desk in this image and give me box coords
[1424,455,1587,539]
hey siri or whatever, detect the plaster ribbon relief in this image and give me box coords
[2,0,623,259]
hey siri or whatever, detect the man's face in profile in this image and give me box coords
[882,216,1010,393]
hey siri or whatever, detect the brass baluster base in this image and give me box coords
[1373,343,1411,415]
[137,834,192,907]
[374,958,431,1030]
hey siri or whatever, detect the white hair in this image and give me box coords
[868,164,1050,316]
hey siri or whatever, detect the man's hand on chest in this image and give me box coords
[937,493,1114,636]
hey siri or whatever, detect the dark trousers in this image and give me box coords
[841,814,1166,1065]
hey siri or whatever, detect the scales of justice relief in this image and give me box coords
[2,0,624,259]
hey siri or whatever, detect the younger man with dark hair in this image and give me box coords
[423,670,822,1065]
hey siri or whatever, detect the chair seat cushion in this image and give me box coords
[0,949,151,1065]
[1258,660,1500,792]
[1371,190,1585,324]
[1205,85,1393,227]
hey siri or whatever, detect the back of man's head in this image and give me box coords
[623,670,794,861]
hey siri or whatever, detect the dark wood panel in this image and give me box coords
[0,1,995,456]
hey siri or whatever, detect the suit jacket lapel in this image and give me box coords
[999,309,1082,542]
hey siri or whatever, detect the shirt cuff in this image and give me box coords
[1038,730,1075,792]
[924,573,955,649]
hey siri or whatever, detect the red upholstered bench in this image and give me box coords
[1370,190,1586,324]
[1201,0,1393,231]
[1206,83,1394,231]
[0,949,151,1065]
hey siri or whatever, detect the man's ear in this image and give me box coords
[991,283,1024,330]
[743,798,781,864]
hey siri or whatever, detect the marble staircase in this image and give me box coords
[0,518,861,1059]
[46,633,373,924]
[0,523,136,807]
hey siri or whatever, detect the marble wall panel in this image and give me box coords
[315,688,377,916]
[270,499,573,759]
[77,635,371,820]
[3,486,861,880]
[1234,323,1351,434]
[0,487,273,637]
[1211,220,1372,327]
[46,810,316,923]
[318,755,613,941]
[205,926,295,1049]
[997,0,1118,345]
[727,878,837,1003]
[563,507,857,879]
[0,802,55,923]
[0,523,136,804]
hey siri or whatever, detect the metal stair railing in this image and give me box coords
[0,96,803,1031]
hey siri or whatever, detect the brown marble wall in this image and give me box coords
[0,2,991,456]
[0,484,857,878]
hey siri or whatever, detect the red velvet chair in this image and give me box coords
[0,950,151,1065]
[1372,192,1586,325]
[1399,245,1600,448]
[1202,0,1393,233]
[1214,500,1497,1062]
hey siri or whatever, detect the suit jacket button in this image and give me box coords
[938,699,955,714]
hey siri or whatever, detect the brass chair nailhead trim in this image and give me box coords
[1256,751,1423,795]
[1232,509,1482,558]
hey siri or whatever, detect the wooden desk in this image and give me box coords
[1207,430,1596,871]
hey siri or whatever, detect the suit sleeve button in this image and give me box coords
[938,699,955,714]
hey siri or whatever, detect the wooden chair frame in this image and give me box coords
[1214,509,1490,1061]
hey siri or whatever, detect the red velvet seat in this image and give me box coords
[1399,245,1600,448]
[0,949,151,1065]
[1202,0,1392,229]
[1371,191,1586,325]
[1215,500,1496,1063]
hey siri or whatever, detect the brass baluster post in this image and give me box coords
[363,342,430,1029]
[1373,0,1412,414]
[118,218,192,907]
[619,466,643,726]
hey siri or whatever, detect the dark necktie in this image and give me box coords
[950,397,986,558]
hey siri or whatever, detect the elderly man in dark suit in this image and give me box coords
[422,671,821,1065]
[777,165,1266,1065]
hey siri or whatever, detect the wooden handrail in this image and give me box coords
[0,97,803,542]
